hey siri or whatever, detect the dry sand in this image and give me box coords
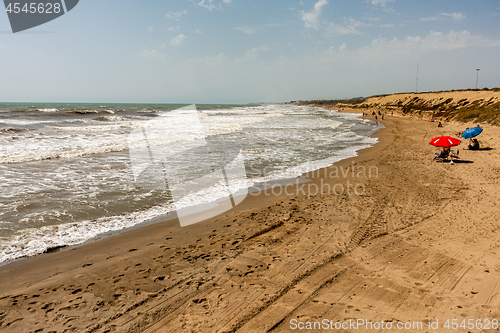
[1,109,500,332]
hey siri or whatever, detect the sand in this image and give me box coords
[358,90,500,110]
[1,109,500,332]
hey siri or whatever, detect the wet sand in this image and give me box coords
[1,110,500,332]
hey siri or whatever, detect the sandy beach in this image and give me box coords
[1,106,500,332]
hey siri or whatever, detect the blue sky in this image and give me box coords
[1,0,499,103]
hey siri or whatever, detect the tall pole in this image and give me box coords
[476,68,480,89]
[416,63,419,93]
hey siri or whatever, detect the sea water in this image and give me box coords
[0,103,382,263]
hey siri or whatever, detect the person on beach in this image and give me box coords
[457,127,469,137]
[437,122,443,127]
[467,138,480,150]
[433,147,450,160]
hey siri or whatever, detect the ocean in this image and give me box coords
[0,103,382,264]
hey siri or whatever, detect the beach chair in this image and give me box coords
[450,149,460,160]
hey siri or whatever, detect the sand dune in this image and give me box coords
[341,89,500,124]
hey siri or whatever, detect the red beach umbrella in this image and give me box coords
[429,136,461,148]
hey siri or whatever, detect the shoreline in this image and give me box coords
[0,176,315,268]
[2,110,500,332]
[0,107,378,267]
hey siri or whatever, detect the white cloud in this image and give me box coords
[420,16,439,22]
[349,18,370,27]
[301,0,329,29]
[197,0,216,10]
[170,34,187,45]
[167,26,180,32]
[147,26,153,33]
[326,23,361,35]
[235,26,257,34]
[421,12,466,23]
[325,18,370,36]
[235,24,281,35]
[440,12,466,22]
[370,0,394,7]
[193,0,232,10]
[195,29,202,34]
[303,30,500,77]
[310,30,500,67]
[243,45,269,60]
[166,10,187,20]
[367,30,500,57]
[138,49,165,60]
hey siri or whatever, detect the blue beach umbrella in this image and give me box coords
[462,127,483,139]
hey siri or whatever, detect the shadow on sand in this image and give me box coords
[436,159,474,164]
